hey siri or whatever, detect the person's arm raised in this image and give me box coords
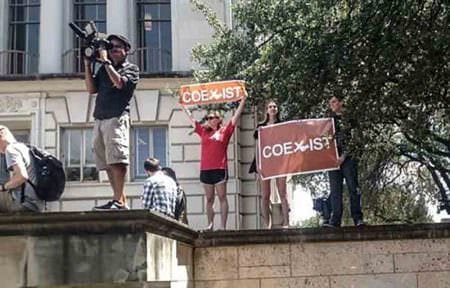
[180,103,196,128]
[84,59,97,94]
[231,96,247,126]
[99,49,124,89]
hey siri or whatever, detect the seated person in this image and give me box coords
[142,158,177,218]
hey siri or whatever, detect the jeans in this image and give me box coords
[328,157,363,226]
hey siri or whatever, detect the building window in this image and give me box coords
[61,128,98,182]
[136,0,172,73]
[68,0,106,72]
[0,131,30,184]
[133,126,168,179]
[7,0,40,74]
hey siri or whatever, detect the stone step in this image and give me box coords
[35,281,170,288]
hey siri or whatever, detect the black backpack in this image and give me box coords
[26,145,66,201]
[174,186,188,224]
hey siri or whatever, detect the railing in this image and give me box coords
[0,50,39,75]
[62,47,172,74]
[62,48,84,73]
[128,47,172,73]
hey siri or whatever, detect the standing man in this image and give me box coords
[84,34,139,210]
[324,96,364,227]
[0,125,44,212]
[142,158,177,218]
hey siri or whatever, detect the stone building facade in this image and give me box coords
[0,0,267,230]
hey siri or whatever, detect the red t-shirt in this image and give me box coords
[195,121,236,170]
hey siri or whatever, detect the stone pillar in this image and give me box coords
[0,0,8,51]
[0,0,9,74]
[39,0,64,73]
[106,0,133,39]
[172,0,230,71]
[224,0,233,28]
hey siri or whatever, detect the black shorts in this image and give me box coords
[200,169,228,185]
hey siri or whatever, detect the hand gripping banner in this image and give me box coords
[257,118,339,180]
[179,80,247,106]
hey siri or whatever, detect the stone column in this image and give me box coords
[0,0,8,51]
[172,0,230,71]
[106,0,133,39]
[39,0,64,73]
[0,0,9,74]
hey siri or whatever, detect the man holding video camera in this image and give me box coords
[84,34,139,210]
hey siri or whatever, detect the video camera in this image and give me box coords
[68,21,112,62]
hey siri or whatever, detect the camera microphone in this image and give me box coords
[69,22,87,39]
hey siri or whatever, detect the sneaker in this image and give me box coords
[355,220,365,227]
[93,200,128,211]
[322,223,338,228]
[319,217,330,226]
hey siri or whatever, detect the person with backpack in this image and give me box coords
[0,125,44,212]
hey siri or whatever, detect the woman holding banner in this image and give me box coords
[181,96,246,230]
[249,100,289,229]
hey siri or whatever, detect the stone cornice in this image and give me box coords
[0,71,193,81]
[0,210,198,245]
[195,223,450,247]
[1,211,449,247]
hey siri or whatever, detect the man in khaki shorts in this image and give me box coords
[84,34,139,210]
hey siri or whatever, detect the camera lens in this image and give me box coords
[84,47,95,57]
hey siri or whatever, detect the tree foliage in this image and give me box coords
[191,0,449,222]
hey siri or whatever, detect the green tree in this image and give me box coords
[190,0,449,223]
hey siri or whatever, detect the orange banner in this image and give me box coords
[179,80,247,106]
[257,118,339,180]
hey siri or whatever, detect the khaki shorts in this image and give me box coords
[93,114,130,170]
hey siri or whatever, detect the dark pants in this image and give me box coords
[328,157,363,226]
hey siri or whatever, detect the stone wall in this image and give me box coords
[194,239,450,288]
[1,212,450,288]
[0,211,195,288]
[194,225,450,288]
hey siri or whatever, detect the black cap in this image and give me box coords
[107,34,131,50]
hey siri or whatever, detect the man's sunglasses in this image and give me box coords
[109,44,125,50]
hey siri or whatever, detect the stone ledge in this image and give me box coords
[0,210,198,245]
[1,211,450,248]
[34,282,171,288]
[195,223,450,247]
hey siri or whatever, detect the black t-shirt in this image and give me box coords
[93,60,139,120]
[332,113,354,156]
